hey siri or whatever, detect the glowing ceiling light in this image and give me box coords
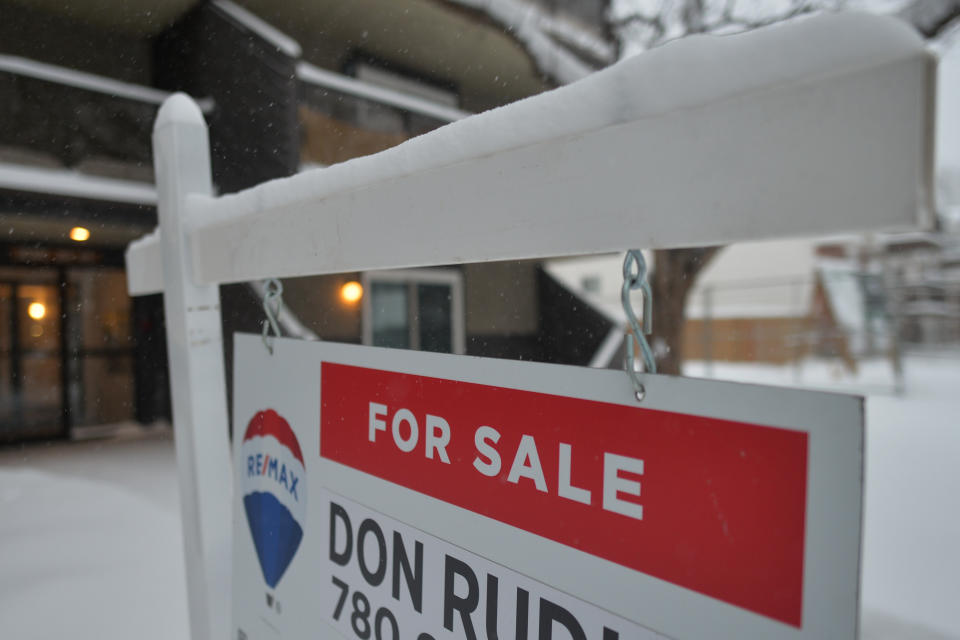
[69,226,90,242]
[27,302,46,320]
[340,281,363,304]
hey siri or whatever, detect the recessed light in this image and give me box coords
[340,281,363,304]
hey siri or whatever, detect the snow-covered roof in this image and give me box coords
[546,239,820,324]
[0,162,157,206]
[544,253,634,324]
[685,239,819,319]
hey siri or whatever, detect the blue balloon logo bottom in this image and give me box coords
[241,409,306,589]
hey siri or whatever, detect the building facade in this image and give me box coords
[0,0,614,440]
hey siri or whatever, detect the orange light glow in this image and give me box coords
[27,302,46,320]
[340,281,363,304]
[69,227,90,242]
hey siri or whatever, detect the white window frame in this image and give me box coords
[361,268,465,354]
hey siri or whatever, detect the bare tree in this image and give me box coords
[649,247,721,374]
[609,0,960,373]
[898,0,960,38]
[609,0,852,55]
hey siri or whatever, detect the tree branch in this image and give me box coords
[713,1,817,32]
[898,0,960,39]
[611,0,845,52]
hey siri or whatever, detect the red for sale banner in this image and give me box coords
[320,362,808,627]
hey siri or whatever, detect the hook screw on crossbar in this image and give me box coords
[621,250,656,401]
[262,278,284,355]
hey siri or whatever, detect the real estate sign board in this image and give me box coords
[232,334,863,640]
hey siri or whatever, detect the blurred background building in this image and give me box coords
[0,0,616,441]
[1,0,958,441]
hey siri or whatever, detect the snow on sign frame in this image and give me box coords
[231,335,863,640]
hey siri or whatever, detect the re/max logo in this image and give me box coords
[247,453,301,501]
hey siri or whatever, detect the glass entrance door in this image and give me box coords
[66,269,135,429]
[0,270,63,440]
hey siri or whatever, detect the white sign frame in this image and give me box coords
[232,335,863,640]
[124,13,933,640]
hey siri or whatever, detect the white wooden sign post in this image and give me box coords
[152,95,233,640]
[126,12,936,640]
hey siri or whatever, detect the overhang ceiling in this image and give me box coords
[0,0,554,111]
[236,0,551,110]
[0,0,200,36]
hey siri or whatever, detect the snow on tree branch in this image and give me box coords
[609,0,851,57]
[897,0,960,38]
[609,0,960,59]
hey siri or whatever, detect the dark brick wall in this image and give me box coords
[154,3,300,194]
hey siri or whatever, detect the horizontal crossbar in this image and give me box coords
[126,13,935,296]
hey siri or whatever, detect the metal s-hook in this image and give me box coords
[261,278,284,355]
[621,250,656,401]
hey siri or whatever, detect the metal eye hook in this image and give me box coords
[621,250,656,401]
[261,278,284,355]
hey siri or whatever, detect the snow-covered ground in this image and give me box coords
[0,427,188,639]
[686,353,960,639]
[1,354,958,639]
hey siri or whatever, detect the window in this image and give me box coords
[361,269,464,354]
